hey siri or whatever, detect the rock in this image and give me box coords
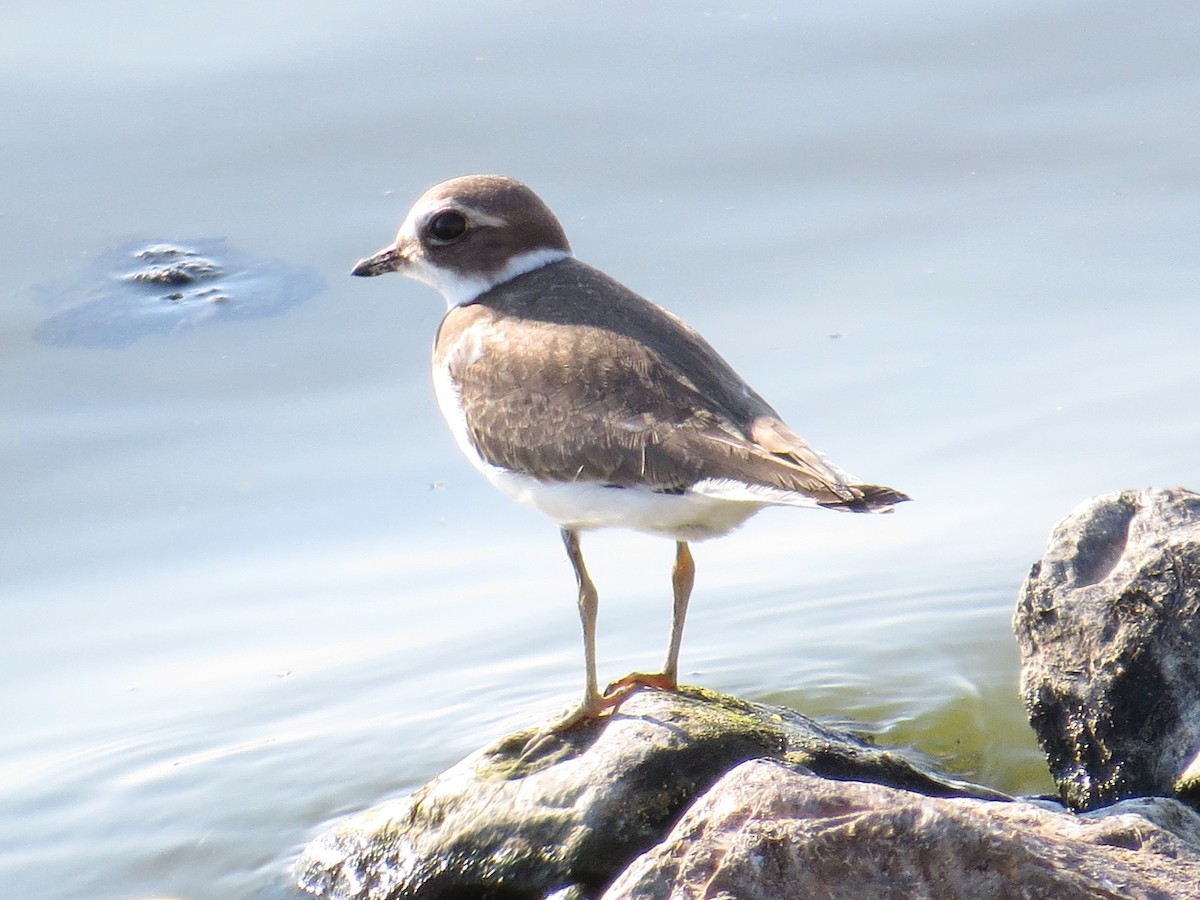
[604,758,1200,900]
[1178,751,1200,801]
[1085,795,1200,848]
[32,238,323,348]
[294,489,1200,898]
[294,686,1001,899]
[1015,487,1200,811]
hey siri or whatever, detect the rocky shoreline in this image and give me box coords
[295,488,1200,899]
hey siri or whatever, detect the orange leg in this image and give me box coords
[605,540,694,696]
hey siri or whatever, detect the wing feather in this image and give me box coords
[436,258,908,513]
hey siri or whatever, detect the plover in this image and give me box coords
[352,175,909,725]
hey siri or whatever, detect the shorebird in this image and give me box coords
[352,175,908,725]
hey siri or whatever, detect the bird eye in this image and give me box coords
[427,210,468,243]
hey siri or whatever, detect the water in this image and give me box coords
[4,2,1199,897]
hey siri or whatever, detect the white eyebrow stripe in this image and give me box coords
[403,197,508,235]
[456,205,507,228]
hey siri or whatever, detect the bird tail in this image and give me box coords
[819,484,911,514]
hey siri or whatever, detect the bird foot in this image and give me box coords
[550,687,630,731]
[515,691,624,761]
[517,675,683,762]
[604,670,679,696]
[528,672,681,746]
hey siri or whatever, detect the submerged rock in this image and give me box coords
[32,238,323,348]
[1015,487,1200,811]
[295,686,1001,900]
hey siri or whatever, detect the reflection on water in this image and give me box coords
[2,1,1198,897]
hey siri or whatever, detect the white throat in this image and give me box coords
[410,247,571,309]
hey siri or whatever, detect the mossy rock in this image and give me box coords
[296,686,1004,900]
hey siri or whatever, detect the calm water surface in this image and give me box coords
[3,2,1199,898]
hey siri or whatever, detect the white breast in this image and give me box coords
[431,326,487,465]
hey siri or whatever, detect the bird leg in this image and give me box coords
[554,528,610,726]
[664,540,695,684]
[605,540,694,697]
